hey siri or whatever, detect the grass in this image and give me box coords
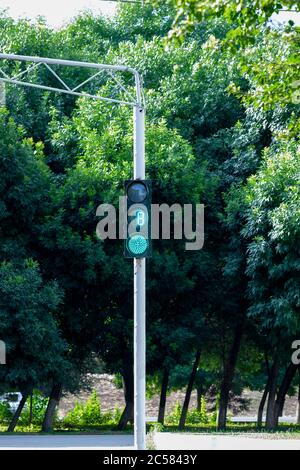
[0,422,299,437]
[0,423,134,435]
[155,423,300,438]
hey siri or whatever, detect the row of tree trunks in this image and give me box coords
[116,350,203,430]
[40,364,300,432]
[273,363,299,428]
[6,364,300,433]
[7,383,63,433]
[260,361,300,430]
[116,321,245,431]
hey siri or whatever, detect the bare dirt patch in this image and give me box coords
[58,374,299,420]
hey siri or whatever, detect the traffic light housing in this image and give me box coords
[124,180,152,258]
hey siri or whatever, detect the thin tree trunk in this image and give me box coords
[158,369,169,425]
[274,363,298,427]
[29,392,33,425]
[42,383,62,432]
[265,358,280,430]
[7,391,29,432]
[118,402,133,430]
[297,369,300,425]
[257,356,271,427]
[197,385,203,412]
[257,379,270,428]
[118,361,134,430]
[179,349,201,430]
[218,321,244,430]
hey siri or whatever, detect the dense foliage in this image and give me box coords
[0,1,299,431]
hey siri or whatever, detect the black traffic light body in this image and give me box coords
[124,180,152,259]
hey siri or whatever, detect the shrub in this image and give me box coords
[0,401,13,425]
[19,391,49,426]
[188,397,209,425]
[166,398,211,426]
[165,401,182,425]
[63,390,122,428]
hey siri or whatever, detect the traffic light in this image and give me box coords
[124,180,152,258]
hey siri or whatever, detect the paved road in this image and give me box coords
[154,433,300,450]
[1,433,300,450]
[0,434,134,450]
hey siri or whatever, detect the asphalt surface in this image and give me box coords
[0,434,134,450]
[154,433,300,450]
[0,432,300,450]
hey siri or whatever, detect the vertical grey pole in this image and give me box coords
[134,103,146,450]
[0,82,6,107]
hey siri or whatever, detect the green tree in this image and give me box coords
[0,260,67,431]
[243,140,300,428]
[155,0,300,131]
[0,108,68,430]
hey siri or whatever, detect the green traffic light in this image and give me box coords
[128,234,149,256]
[124,180,152,258]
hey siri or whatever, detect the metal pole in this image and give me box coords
[134,103,146,450]
[0,52,146,451]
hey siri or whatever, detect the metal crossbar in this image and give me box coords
[0,53,144,108]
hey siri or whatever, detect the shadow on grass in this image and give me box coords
[0,422,299,435]
[158,423,300,435]
[0,424,134,435]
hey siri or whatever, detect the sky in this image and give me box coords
[0,1,117,27]
[0,0,299,28]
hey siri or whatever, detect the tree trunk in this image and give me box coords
[7,391,29,432]
[42,383,62,432]
[274,363,298,427]
[118,361,134,430]
[29,392,33,425]
[197,385,203,412]
[297,370,300,425]
[218,321,244,430]
[158,369,169,425]
[179,349,201,430]
[265,358,280,430]
[257,380,270,428]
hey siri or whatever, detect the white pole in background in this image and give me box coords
[134,102,146,451]
[0,82,5,107]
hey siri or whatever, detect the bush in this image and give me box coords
[63,390,122,428]
[19,391,49,426]
[165,401,182,425]
[188,397,209,425]
[166,398,211,426]
[0,401,13,425]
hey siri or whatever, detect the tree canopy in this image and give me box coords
[0,2,299,431]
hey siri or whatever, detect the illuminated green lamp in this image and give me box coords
[127,234,149,256]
